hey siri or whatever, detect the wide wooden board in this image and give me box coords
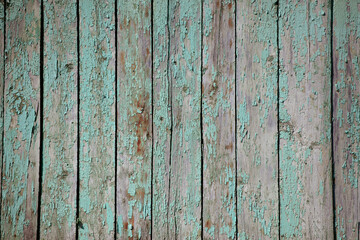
[279,0,333,238]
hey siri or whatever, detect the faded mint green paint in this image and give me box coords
[1,0,40,239]
[166,0,202,238]
[117,0,152,238]
[79,0,116,239]
[152,0,172,238]
[279,0,333,238]
[0,2,4,231]
[41,0,78,238]
[236,0,279,239]
[333,1,360,239]
[202,0,236,239]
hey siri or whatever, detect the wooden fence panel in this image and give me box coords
[333,0,360,239]
[79,0,116,239]
[41,0,78,238]
[279,0,333,238]
[202,0,236,239]
[117,0,152,238]
[236,0,279,239]
[1,0,41,238]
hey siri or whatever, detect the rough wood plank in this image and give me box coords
[333,1,360,239]
[117,0,152,238]
[279,0,333,238]
[152,0,172,239]
[202,0,236,239]
[78,0,116,239]
[236,0,279,239]
[167,0,202,238]
[0,1,4,229]
[40,0,78,238]
[1,0,41,238]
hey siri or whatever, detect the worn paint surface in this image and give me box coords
[79,0,116,239]
[1,1,360,239]
[117,0,152,238]
[41,0,78,238]
[279,0,333,238]
[152,0,172,238]
[236,0,279,239]
[333,0,360,239]
[1,0,40,239]
[202,0,236,239]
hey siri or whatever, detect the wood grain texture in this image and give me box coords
[333,1,360,239]
[202,0,236,239]
[117,0,152,238]
[279,0,333,238]
[152,0,172,239]
[41,0,77,238]
[167,0,202,238]
[79,0,116,239]
[1,0,41,238]
[236,0,279,239]
[0,1,4,230]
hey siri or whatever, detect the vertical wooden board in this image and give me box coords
[117,0,152,238]
[152,0,172,239]
[279,0,333,238]
[202,0,236,239]
[79,0,116,239]
[0,1,4,226]
[236,0,279,239]
[40,0,77,238]
[333,1,360,239]
[1,0,40,238]
[166,0,202,238]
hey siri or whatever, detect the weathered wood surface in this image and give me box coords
[1,1,360,239]
[167,0,202,238]
[279,0,333,238]
[236,0,279,239]
[0,0,4,230]
[152,0,172,238]
[202,0,236,239]
[1,0,41,239]
[41,0,77,238]
[79,0,116,239]
[333,0,360,239]
[117,0,152,238]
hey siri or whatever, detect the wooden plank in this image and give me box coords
[78,0,116,239]
[236,0,279,239]
[0,1,4,230]
[202,0,236,239]
[1,0,41,238]
[152,0,172,239]
[40,0,78,238]
[279,0,333,238]
[167,0,202,238]
[333,1,360,239]
[116,0,152,238]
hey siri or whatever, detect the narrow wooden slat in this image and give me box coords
[236,0,279,239]
[117,0,152,238]
[333,1,360,239]
[0,1,4,229]
[40,0,77,238]
[279,0,333,238]
[202,0,236,239]
[167,0,202,238]
[1,0,41,238]
[152,0,172,239]
[79,0,116,238]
